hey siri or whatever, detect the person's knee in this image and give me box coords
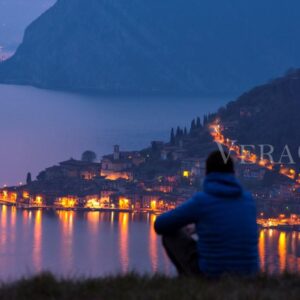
[162,234,178,250]
[162,235,171,250]
[162,233,199,276]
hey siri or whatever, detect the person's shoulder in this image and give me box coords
[192,191,205,200]
[242,190,255,201]
[190,191,211,204]
[182,192,208,213]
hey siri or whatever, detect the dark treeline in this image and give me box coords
[169,113,215,145]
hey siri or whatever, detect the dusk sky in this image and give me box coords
[0,0,55,52]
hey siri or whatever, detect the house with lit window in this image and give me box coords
[100,145,144,181]
[85,188,118,208]
[142,178,175,194]
[0,188,18,204]
[181,157,206,178]
[54,195,79,208]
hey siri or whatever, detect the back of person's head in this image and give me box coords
[206,150,235,175]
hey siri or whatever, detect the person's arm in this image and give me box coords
[154,194,201,235]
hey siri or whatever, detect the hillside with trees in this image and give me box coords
[216,69,300,166]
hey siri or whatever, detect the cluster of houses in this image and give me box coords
[0,116,296,216]
[255,182,300,217]
[0,142,206,212]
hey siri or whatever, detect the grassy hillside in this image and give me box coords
[1,272,300,300]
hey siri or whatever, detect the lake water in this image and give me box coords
[0,205,173,281]
[1,205,300,281]
[0,84,227,186]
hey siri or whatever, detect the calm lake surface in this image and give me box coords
[1,205,300,280]
[0,84,227,186]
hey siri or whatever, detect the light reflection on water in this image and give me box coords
[1,204,300,280]
[259,228,300,274]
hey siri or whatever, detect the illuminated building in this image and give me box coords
[119,197,131,209]
[54,196,78,208]
[0,190,17,203]
[150,200,157,210]
[31,195,44,206]
[183,170,190,178]
[181,157,206,179]
[101,145,144,181]
[22,191,30,199]
[85,197,101,209]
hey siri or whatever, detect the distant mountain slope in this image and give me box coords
[1,0,300,95]
[217,69,300,164]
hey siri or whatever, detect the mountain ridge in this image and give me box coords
[1,0,300,95]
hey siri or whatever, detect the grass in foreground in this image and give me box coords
[1,272,300,300]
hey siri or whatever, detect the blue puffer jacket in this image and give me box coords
[154,172,259,277]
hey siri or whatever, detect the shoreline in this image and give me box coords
[0,201,161,215]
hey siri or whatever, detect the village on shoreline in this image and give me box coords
[2,114,300,231]
[0,117,211,213]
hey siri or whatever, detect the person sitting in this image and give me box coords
[154,150,259,277]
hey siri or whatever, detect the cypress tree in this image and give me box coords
[184,127,188,135]
[196,117,202,128]
[26,172,32,184]
[190,119,196,133]
[170,128,175,145]
[176,126,181,137]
